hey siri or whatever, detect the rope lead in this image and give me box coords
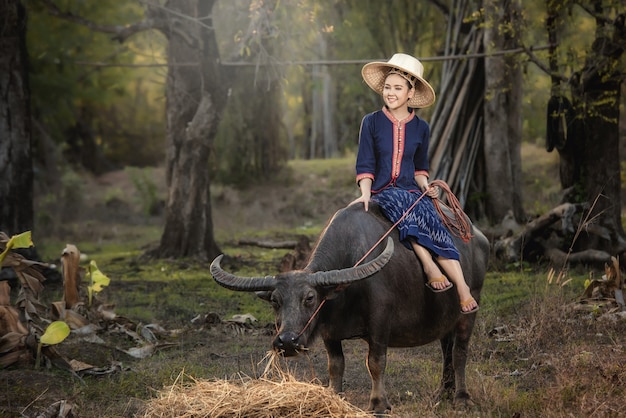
[430,179,473,243]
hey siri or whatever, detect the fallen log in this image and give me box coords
[543,247,612,268]
[494,202,584,263]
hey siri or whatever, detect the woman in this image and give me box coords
[351,53,479,314]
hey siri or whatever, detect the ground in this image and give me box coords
[2,148,625,417]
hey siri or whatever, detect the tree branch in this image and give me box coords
[574,1,614,26]
[38,0,212,49]
[522,43,568,83]
[39,0,170,42]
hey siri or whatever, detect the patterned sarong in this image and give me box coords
[372,187,460,260]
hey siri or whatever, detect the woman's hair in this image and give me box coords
[386,69,416,89]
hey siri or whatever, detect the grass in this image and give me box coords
[3,148,625,417]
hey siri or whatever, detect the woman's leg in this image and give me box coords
[437,258,479,313]
[410,242,451,291]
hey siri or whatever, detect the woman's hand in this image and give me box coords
[350,193,371,211]
[351,178,373,211]
[425,184,439,199]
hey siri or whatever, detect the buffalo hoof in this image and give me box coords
[453,391,473,409]
[434,385,455,402]
[368,398,392,417]
[372,408,391,418]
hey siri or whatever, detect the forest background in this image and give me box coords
[1,1,626,416]
[3,0,624,264]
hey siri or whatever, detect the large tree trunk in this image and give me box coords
[153,0,225,260]
[0,0,33,236]
[482,0,524,224]
[568,34,626,254]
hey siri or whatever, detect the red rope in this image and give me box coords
[429,179,473,243]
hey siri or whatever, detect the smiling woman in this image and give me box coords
[352,53,479,314]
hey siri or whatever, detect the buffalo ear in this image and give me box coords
[255,290,272,301]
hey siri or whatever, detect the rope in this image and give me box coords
[429,179,473,243]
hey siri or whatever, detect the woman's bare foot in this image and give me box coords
[426,275,453,292]
[460,296,479,314]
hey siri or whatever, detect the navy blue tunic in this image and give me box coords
[355,107,459,260]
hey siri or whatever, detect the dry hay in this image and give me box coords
[142,354,371,418]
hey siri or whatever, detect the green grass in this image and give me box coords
[6,152,624,417]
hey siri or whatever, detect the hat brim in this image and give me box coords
[362,61,435,108]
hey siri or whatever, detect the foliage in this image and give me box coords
[36,321,70,368]
[24,0,624,194]
[0,231,33,265]
[86,260,111,306]
[126,166,162,216]
[212,1,289,185]
[26,0,166,171]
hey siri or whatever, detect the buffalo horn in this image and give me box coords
[210,255,278,291]
[309,237,394,287]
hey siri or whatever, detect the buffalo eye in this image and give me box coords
[270,294,281,311]
[303,291,316,308]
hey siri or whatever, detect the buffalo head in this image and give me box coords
[210,238,394,355]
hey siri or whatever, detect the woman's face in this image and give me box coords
[383,73,414,112]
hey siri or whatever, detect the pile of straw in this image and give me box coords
[142,354,371,417]
[141,373,371,418]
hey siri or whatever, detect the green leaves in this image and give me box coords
[40,321,71,345]
[0,231,34,266]
[36,321,71,369]
[87,260,111,306]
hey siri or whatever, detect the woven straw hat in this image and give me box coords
[361,53,435,108]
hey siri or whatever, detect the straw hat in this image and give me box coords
[361,53,435,108]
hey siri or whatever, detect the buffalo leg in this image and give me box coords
[366,342,392,414]
[324,339,345,393]
[452,320,474,404]
[438,333,456,400]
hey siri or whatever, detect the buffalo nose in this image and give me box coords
[273,331,300,356]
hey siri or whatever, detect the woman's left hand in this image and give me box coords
[425,184,439,199]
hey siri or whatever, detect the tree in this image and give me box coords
[495,0,626,264]
[538,0,625,255]
[40,0,226,260]
[567,2,626,253]
[213,0,288,184]
[0,0,34,236]
[150,0,224,259]
[28,1,163,175]
[482,0,525,224]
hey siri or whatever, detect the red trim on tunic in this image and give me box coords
[382,107,415,184]
[414,170,429,178]
[356,173,375,184]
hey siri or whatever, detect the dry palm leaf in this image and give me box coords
[61,244,82,309]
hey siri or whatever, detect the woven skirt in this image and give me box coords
[372,187,460,260]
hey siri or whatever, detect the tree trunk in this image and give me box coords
[482,0,524,224]
[153,0,225,260]
[0,0,33,236]
[564,9,626,255]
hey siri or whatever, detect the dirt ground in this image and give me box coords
[2,278,448,417]
[3,153,625,417]
[2,161,432,417]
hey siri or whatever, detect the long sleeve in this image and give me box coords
[356,114,376,184]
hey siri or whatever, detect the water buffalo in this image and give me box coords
[210,202,489,414]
